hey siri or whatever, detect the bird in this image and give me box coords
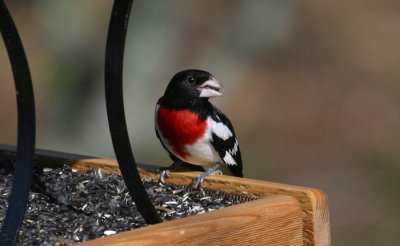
[155,69,243,188]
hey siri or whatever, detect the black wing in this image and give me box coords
[209,106,243,177]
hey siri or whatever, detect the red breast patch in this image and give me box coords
[157,107,207,159]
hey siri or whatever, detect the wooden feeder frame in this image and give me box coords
[0,146,331,245]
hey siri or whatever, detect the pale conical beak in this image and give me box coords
[199,78,223,98]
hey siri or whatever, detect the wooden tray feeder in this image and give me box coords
[0,148,331,245]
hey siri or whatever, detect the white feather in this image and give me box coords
[184,129,221,167]
[156,106,238,168]
[210,118,233,140]
[223,151,237,165]
[229,139,239,155]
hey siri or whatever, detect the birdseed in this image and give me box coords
[0,158,254,245]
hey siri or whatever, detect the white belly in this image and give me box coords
[184,133,221,167]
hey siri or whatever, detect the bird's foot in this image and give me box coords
[159,169,170,184]
[192,169,223,189]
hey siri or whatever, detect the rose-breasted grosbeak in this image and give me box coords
[155,69,243,188]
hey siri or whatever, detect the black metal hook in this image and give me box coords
[105,0,162,224]
[0,1,36,245]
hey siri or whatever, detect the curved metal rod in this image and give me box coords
[105,0,162,224]
[0,1,36,245]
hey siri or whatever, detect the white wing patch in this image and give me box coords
[229,139,239,155]
[209,117,239,166]
[223,151,237,165]
[210,118,233,140]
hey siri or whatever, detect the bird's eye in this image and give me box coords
[187,77,196,85]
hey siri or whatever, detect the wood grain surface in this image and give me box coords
[80,195,303,246]
[0,146,331,245]
[67,157,331,246]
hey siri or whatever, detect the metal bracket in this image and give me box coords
[0,1,36,245]
[104,0,162,224]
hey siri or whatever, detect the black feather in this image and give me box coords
[155,69,243,178]
[209,107,243,177]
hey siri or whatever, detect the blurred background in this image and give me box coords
[1,1,400,245]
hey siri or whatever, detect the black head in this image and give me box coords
[163,69,223,99]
